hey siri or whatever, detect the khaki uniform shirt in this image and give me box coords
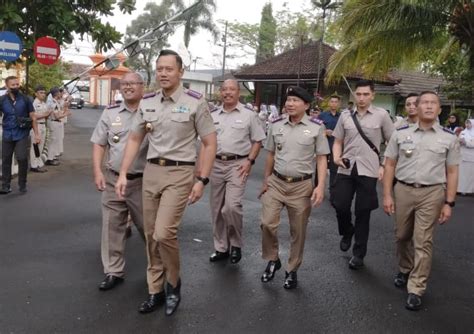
[394,117,417,129]
[333,106,394,178]
[91,102,148,174]
[212,102,266,155]
[33,98,48,124]
[131,86,215,162]
[265,114,330,177]
[384,123,461,185]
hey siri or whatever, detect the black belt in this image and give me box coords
[397,180,442,188]
[109,169,143,180]
[272,170,312,183]
[38,122,46,125]
[148,157,195,167]
[52,120,61,122]
[216,154,248,161]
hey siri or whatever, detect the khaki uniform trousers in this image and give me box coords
[101,169,145,277]
[210,159,247,252]
[261,174,313,272]
[142,163,194,293]
[47,121,61,160]
[30,123,46,168]
[394,183,445,296]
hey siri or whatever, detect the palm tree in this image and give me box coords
[166,0,218,48]
[311,0,341,92]
[325,0,474,83]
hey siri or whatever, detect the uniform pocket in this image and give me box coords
[171,113,191,123]
[297,136,314,146]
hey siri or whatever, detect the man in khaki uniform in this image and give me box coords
[208,79,266,264]
[91,72,147,291]
[259,86,330,289]
[394,93,418,129]
[383,91,460,311]
[30,86,51,173]
[332,80,394,270]
[116,50,217,316]
[45,88,69,166]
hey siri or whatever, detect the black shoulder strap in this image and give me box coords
[351,112,380,156]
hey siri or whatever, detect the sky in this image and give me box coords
[61,0,313,70]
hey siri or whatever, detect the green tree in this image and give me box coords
[326,0,474,86]
[0,0,136,53]
[125,2,173,87]
[166,0,218,48]
[256,2,277,63]
[26,60,69,96]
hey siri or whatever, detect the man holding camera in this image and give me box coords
[0,76,40,194]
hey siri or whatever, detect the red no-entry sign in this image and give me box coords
[34,36,60,65]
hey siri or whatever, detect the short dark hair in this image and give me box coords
[348,101,354,105]
[5,76,18,84]
[406,92,419,99]
[355,79,374,91]
[157,49,183,69]
[329,95,341,100]
[417,90,440,105]
[35,85,46,92]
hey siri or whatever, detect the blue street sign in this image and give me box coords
[0,31,23,62]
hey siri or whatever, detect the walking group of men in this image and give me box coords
[91,49,460,317]
[0,76,70,194]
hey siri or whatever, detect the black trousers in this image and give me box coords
[1,136,29,188]
[331,163,378,258]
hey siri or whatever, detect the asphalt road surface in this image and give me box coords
[1,107,473,333]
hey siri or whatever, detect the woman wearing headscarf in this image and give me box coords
[446,114,461,132]
[458,119,474,195]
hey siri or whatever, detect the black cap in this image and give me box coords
[34,85,46,92]
[286,86,313,103]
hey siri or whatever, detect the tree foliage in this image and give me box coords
[26,60,70,96]
[256,2,277,63]
[0,0,136,54]
[165,0,218,48]
[326,0,474,86]
[125,2,173,87]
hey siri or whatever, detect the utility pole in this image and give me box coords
[221,20,228,77]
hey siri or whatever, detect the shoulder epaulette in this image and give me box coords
[185,89,202,99]
[244,104,254,111]
[396,125,409,131]
[271,115,285,123]
[143,92,157,99]
[310,117,323,125]
[210,106,219,113]
[107,103,120,109]
[442,127,455,135]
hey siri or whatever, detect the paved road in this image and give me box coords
[1,107,473,333]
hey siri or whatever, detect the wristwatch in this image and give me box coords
[196,176,209,186]
[444,200,455,207]
[247,157,255,165]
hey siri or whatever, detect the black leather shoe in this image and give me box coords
[261,259,282,282]
[230,246,241,264]
[348,256,364,270]
[340,234,353,252]
[30,167,47,173]
[165,280,181,316]
[405,293,422,311]
[138,292,166,314]
[209,250,229,262]
[45,160,60,166]
[98,275,124,291]
[0,187,12,195]
[394,272,410,288]
[19,186,27,194]
[283,271,297,289]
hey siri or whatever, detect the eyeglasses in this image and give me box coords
[119,81,144,87]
